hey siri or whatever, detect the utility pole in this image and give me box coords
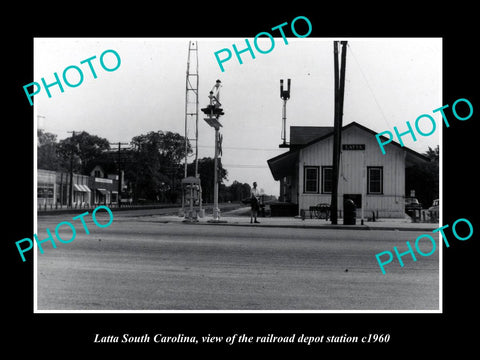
[66,130,79,208]
[110,142,129,208]
[331,41,348,224]
[37,115,46,130]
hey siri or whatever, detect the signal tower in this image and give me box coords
[279,78,291,148]
[182,40,202,219]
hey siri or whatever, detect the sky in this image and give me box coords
[34,37,442,196]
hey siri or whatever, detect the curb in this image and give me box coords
[37,205,182,216]
[39,209,437,232]
[185,221,369,230]
[174,218,438,232]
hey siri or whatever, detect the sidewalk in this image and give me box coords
[156,212,440,232]
[39,204,439,231]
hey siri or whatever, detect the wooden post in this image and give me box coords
[331,41,348,224]
[331,41,340,224]
[69,131,75,208]
[117,142,122,208]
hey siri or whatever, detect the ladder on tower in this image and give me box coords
[182,40,203,219]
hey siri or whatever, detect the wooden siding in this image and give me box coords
[298,125,405,218]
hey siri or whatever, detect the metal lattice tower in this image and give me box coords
[182,40,202,217]
[184,40,199,178]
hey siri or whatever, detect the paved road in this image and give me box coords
[36,211,439,311]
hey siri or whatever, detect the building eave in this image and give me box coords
[267,149,299,180]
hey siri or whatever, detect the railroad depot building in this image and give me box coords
[267,122,430,218]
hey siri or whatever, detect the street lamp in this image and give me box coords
[202,80,226,223]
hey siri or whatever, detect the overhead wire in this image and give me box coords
[347,43,393,130]
[195,145,282,168]
[197,145,283,152]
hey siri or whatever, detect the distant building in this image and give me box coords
[37,169,56,207]
[91,165,105,179]
[267,122,430,218]
[89,165,118,205]
[72,173,91,206]
[38,166,119,209]
[53,172,91,207]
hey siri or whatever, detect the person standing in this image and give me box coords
[250,182,260,224]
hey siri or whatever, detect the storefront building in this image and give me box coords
[89,165,119,205]
[54,172,91,207]
[38,166,118,208]
[37,169,56,207]
[72,174,91,206]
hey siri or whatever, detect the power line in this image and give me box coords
[198,145,283,152]
[223,164,268,168]
[347,43,393,130]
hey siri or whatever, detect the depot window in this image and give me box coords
[367,166,383,194]
[304,166,319,193]
[322,166,333,194]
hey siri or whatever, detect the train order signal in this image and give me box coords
[280,78,291,100]
[201,105,224,117]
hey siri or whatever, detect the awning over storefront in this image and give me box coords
[73,184,91,192]
[96,188,109,195]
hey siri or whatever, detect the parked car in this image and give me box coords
[428,198,439,221]
[405,197,422,211]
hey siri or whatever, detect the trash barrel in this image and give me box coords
[343,199,356,225]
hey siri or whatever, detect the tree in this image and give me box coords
[424,145,439,162]
[405,145,439,209]
[56,131,110,174]
[218,181,253,203]
[226,180,251,202]
[37,129,61,170]
[127,131,191,203]
[187,157,228,203]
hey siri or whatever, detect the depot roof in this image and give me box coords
[267,121,431,181]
